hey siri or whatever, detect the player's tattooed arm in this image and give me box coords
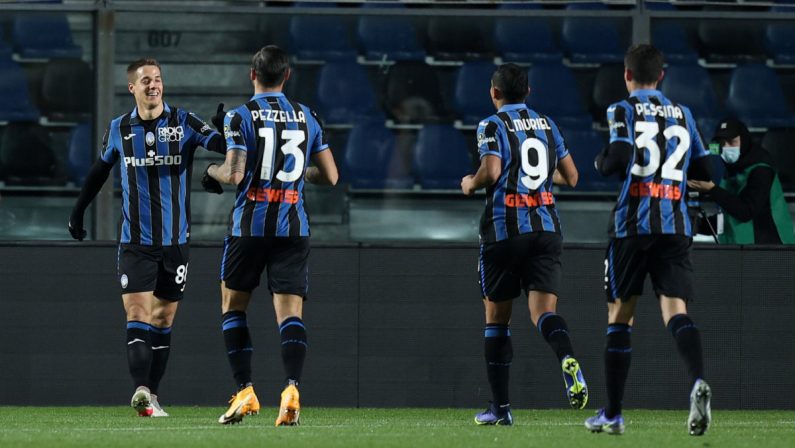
[208,149,247,185]
[306,149,339,186]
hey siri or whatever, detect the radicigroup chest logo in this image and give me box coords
[158,126,184,143]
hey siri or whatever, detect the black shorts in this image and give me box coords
[604,235,694,302]
[117,243,190,301]
[478,232,562,302]
[221,236,310,296]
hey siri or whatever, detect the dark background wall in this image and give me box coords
[1,243,793,410]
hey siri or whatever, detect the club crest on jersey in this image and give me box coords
[145,131,155,146]
[158,126,184,142]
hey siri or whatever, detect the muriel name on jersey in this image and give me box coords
[250,109,306,123]
[505,117,551,133]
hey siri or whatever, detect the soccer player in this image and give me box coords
[68,58,225,417]
[461,63,587,426]
[201,45,338,426]
[585,44,714,436]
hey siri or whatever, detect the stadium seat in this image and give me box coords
[527,62,593,130]
[67,122,91,185]
[384,63,448,123]
[344,121,412,189]
[562,129,618,191]
[357,16,425,62]
[412,125,473,189]
[726,64,795,128]
[0,121,56,185]
[41,58,92,122]
[765,11,795,66]
[591,64,626,125]
[761,128,795,190]
[11,14,82,59]
[426,17,492,61]
[0,61,41,122]
[289,15,356,61]
[453,61,496,124]
[660,63,723,133]
[697,14,765,63]
[652,22,699,63]
[316,62,382,125]
[0,25,12,60]
[561,4,624,65]
[493,18,563,63]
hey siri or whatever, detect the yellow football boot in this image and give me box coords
[218,385,260,425]
[274,384,300,426]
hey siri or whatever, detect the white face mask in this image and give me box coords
[721,146,741,164]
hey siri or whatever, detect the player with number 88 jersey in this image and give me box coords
[461,64,588,426]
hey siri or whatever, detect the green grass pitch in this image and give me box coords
[1,407,793,447]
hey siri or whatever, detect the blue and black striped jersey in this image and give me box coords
[101,103,219,246]
[477,103,570,243]
[607,89,709,238]
[223,92,328,237]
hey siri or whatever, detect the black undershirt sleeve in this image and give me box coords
[71,157,113,217]
[595,141,632,178]
[709,166,775,223]
[206,134,226,155]
[687,155,714,182]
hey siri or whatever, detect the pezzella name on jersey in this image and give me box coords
[124,150,182,167]
[250,109,306,123]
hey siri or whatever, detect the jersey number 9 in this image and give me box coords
[520,137,549,190]
[258,128,306,182]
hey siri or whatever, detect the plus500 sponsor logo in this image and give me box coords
[124,153,182,167]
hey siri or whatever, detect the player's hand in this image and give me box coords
[687,179,715,193]
[68,213,87,241]
[461,175,476,196]
[211,103,226,131]
[202,164,224,194]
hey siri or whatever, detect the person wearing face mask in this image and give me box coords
[687,118,795,244]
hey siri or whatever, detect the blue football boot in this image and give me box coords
[474,403,513,426]
[584,408,625,435]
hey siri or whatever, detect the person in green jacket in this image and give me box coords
[688,118,795,244]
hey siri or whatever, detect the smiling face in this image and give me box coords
[128,65,163,114]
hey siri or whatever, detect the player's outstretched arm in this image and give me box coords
[553,154,578,188]
[461,154,501,196]
[306,149,338,186]
[68,158,113,240]
[205,148,246,189]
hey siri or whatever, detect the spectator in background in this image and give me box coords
[688,118,795,245]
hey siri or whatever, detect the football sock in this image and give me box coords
[484,323,513,407]
[126,321,153,388]
[605,323,632,419]
[667,314,705,388]
[279,316,307,385]
[537,312,575,362]
[148,326,171,395]
[222,311,253,389]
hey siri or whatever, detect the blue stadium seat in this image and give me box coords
[426,17,492,61]
[11,14,82,59]
[660,63,722,132]
[561,4,624,64]
[316,62,382,125]
[652,22,698,63]
[41,58,92,121]
[344,121,412,189]
[0,25,12,60]
[526,62,593,130]
[562,129,618,191]
[357,16,425,62]
[697,14,765,63]
[67,122,91,185]
[412,125,473,189]
[765,10,795,65]
[0,61,40,122]
[591,64,626,124]
[726,64,795,128]
[453,61,496,124]
[493,18,563,63]
[289,16,356,61]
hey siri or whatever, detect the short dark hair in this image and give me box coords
[624,44,664,85]
[252,45,290,88]
[126,58,161,82]
[491,63,528,103]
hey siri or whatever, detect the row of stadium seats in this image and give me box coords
[0,58,92,123]
[0,14,81,60]
[4,119,794,192]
